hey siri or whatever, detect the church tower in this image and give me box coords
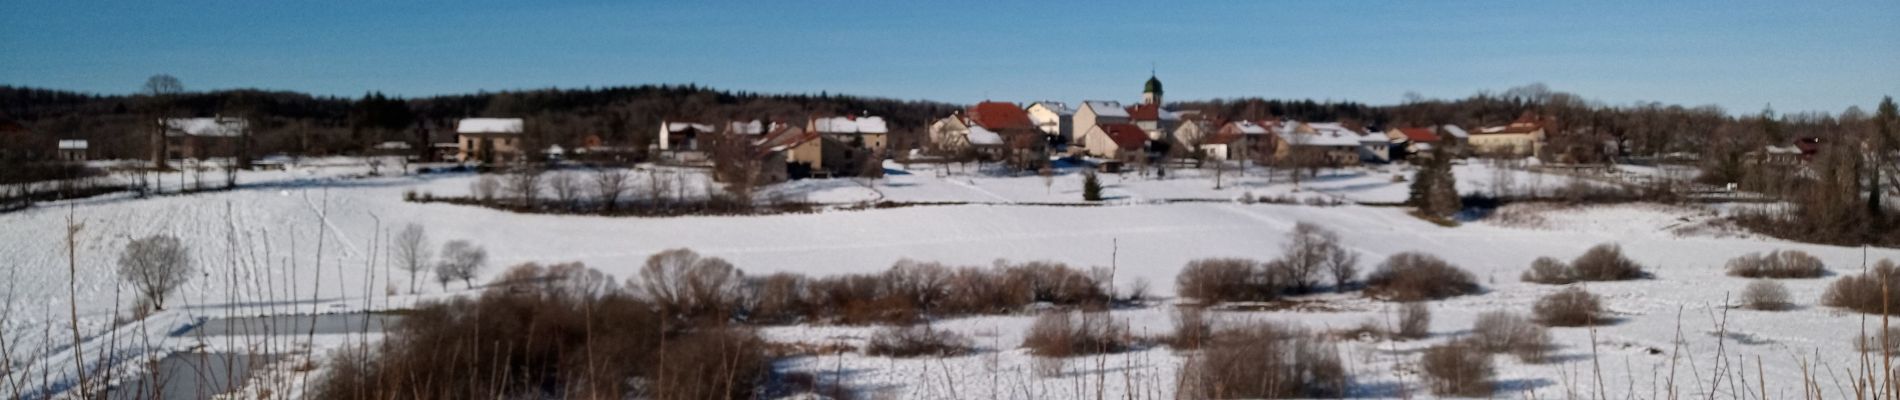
[1142,73,1163,105]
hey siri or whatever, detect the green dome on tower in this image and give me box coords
[1143,75,1163,95]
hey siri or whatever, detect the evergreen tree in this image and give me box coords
[1409,146,1461,217]
[1082,171,1103,201]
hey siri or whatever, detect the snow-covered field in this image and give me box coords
[1,159,1893,399]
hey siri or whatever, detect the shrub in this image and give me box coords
[634,248,746,321]
[1167,306,1214,349]
[1364,252,1480,301]
[1177,322,1346,399]
[1177,258,1276,304]
[1470,311,1554,363]
[865,324,974,358]
[1396,302,1431,340]
[1004,260,1109,307]
[1521,256,1574,284]
[1419,340,1494,397]
[1727,250,1827,278]
[117,234,193,311]
[1570,243,1646,281]
[1739,280,1792,311]
[1082,172,1103,201]
[1022,311,1129,358]
[940,265,1034,315]
[1823,260,1900,315]
[1534,287,1606,326]
[747,272,811,324]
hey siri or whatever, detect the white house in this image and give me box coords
[1073,100,1129,152]
[457,118,525,163]
[658,120,715,151]
[1026,101,1075,143]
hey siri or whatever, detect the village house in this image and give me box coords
[1471,113,1547,157]
[1079,123,1149,164]
[160,117,247,161]
[456,117,524,164]
[755,124,818,181]
[1025,101,1075,145]
[1437,125,1470,155]
[57,140,88,162]
[657,119,715,152]
[1276,122,1364,166]
[1385,127,1441,161]
[808,114,890,176]
[1202,119,1279,161]
[1072,100,1129,155]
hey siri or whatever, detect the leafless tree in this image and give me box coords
[471,175,501,203]
[142,75,184,170]
[592,168,631,211]
[1279,222,1344,293]
[391,223,430,294]
[708,132,762,201]
[506,166,543,207]
[635,248,744,319]
[117,234,191,310]
[1325,243,1361,291]
[436,240,488,289]
[547,170,581,210]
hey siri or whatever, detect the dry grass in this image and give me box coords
[1534,286,1607,327]
[1823,259,1900,315]
[1021,311,1129,358]
[1419,339,1494,397]
[864,324,974,358]
[1739,280,1792,311]
[1364,252,1481,301]
[1177,322,1346,399]
[1726,250,1827,278]
[1470,311,1554,363]
[1395,302,1431,340]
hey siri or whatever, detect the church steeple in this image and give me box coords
[1142,72,1163,105]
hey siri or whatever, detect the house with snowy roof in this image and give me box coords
[1073,100,1130,155]
[1471,113,1547,157]
[658,119,716,152]
[456,117,524,164]
[160,116,248,161]
[57,140,88,162]
[807,114,891,177]
[1079,123,1150,163]
[1026,101,1075,144]
[1274,122,1366,166]
[1385,127,1441,161]
[1204,119,1280,161]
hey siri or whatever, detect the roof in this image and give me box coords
[967,125,1004,146]
[1124,104,1181,122]
[969,101,1034,131]
[758,125,818,152]
[1764,145,1801,155]
[1396,127,1440,143]
[1226,120,1270,135]
[663,121,715,133]
[1279,123,1362,147]
[1029,101,1075,115]
[1144,75,1163,95]
[163,117,248,137]
[1098,123,1149,150]
[374,141,411,150]
[1438,125,1469,138]
[457,118,523,134]
[810,115,889,134]
[1081,101,1128,118]
[726,120,767,135]
[58,140,88,150]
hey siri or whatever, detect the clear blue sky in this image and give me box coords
[3,1,1895,114]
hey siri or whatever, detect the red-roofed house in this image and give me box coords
[1386,127,1441,159]
[1080,123,1150,162]
[1471,112,1547,156]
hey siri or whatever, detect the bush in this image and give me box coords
[1396,302,1431,340]
[1365,252,1480,301]
[1534,287,1606,326]
[1177,258,1276,304]
[1177,322,1346,399]
[1082,172,1103,201]
[866,324,974,358]
[1727,250,1827,278]
[1739,280,1792,311]
[1420,340,1494,397]
[1167,306,1214,349]
[312,263,767,400]
[1823,260,1900,315]
[1022,311,1129,358]
[1521,256,1573,284]
[1570,243,1646,281]
[634,248,746,321]
[1470,311,1554,363]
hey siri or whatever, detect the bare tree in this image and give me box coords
[391,223,431,294]
[436,240,488,289]
[1280,221,1351,293]
[1325,244,1361,291]
[142,75,184,170]
[592,168,631,211]
[117,234,191,310]
[471,175,501,204]
[547,170,581,210]
[506,166,543,207]
[635,248,745,320]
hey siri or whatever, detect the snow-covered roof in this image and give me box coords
[727,120,767,135]
[1279,123,1363,147]
[1081,101,1128,118]
[1438,125,1468,138]
[457,118,523,134]
[545,144,566,155]
[664,121,715,133]
[1764,145,1801,155]
[57,140,88,150]
[1030,101,1075,115]
[811,116,889,134]
[162,117,247,137]
[1229,121,1270,134]
[967,125,1004,146]
[374,141,411,150]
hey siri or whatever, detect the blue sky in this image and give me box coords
[3,1,1895,114]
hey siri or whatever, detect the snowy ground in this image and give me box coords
[1,158,1894,399]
